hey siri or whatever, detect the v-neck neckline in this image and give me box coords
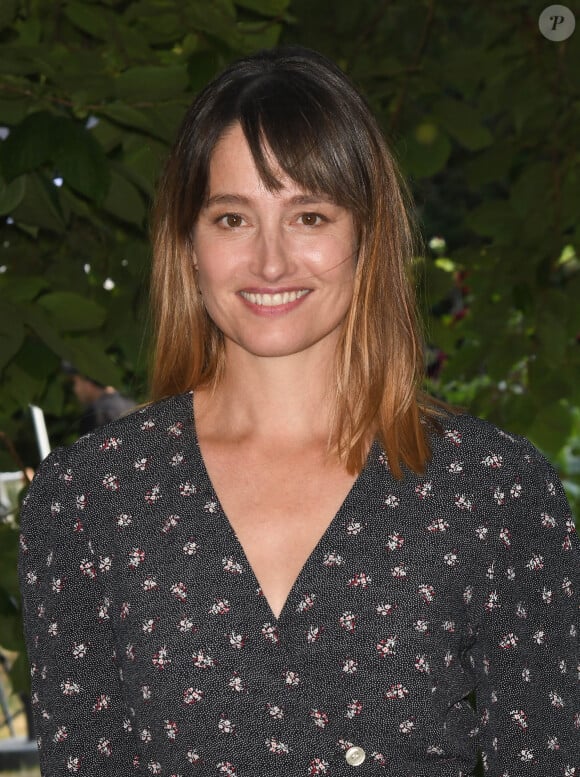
[184,390,378,625]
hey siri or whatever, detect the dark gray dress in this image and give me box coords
[18,392,580,776]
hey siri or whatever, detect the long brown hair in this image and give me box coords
[151,46,442,477]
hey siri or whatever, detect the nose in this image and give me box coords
[249,223,295,281]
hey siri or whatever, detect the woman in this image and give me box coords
[19,47,579,777]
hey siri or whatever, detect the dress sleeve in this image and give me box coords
[472,442,580,776]
[18,449,139,775]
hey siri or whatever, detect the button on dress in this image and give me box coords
[18,392,580,776]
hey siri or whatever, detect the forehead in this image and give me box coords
[207,123,310,200]
[209,124,258,174]
[208,124,277,184]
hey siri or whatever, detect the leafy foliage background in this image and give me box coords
[0,0,578,698]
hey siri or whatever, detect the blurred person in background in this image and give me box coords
[62,361,136,435]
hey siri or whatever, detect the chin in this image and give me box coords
[228,333,327,359]
[241,342,314,358]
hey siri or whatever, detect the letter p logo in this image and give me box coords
[539,5,576,40]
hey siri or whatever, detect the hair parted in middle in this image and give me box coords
[151,45,442,477]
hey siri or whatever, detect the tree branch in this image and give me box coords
[0,432,31,485]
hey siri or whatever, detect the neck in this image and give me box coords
[195,341,338,448]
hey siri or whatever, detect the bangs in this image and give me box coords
[233,74,373,217]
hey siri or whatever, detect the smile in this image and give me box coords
[239,290,311,307]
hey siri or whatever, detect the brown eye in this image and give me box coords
[300,213,320,226]
[224,214,243,228]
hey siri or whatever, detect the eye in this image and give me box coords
[298,212,325,227]
[217,213,244,228]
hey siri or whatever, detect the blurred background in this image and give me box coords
[0,0,578,773]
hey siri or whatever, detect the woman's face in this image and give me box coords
[191,124,358,363]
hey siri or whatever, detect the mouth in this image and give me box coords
[239,289,311,307]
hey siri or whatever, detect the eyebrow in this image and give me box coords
[204,193,335,208]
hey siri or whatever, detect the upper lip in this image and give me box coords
[239,287,311,294]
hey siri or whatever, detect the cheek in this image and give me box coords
[297,239,357,279]
[194,252,234,294]
[195,265,237,324]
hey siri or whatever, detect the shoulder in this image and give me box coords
[430,409,548,473]
[56,391,191,466]
[22,392,194,509]
[426,409,568,517]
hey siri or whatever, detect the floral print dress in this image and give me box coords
[18,392,579,776]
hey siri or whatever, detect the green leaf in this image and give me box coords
[53,118,111,202]
[37,292,107,332]
[559,166,580,231]
[102,170,146,227]
[62,6,151,61]
[510,162,552,219]
[41,368,67,417]
[10,172,66,233]
[235,0,289,14]
[0,274,47,302]
[423,260,456,302]
[0,0,18,31]
[21,304,77,360]
[124,2,182,44]
[236,20,283,51]
[434,258,457,273]
[0,44,52,75]
[0,611,24,651]
[98,103,167,141]
[536,300,569,368]
[114,65,189,102]
[398,126,452,179]
[466,200,517,242]
[64,1,117,40]
[0,174,26,214]
[1,112,110,202]
[495,392,538,435]
[105,100,190,142]
[528,357,572,403]
[122,136,167,197]
[0,528,20,599]
[3,360,43,403]
[0,96,30,125]
[485,336,528,381]
[464,145,515,187]
[425,317,460,355]
[565,276,580,336]
[64,336,124,387]
[433,97,492,151]
[0,301,25,370]
[0,111,109,200]
[509,78,545,135]
[43,46,114,101]
[90,118,124,154]
[187,50,221,92]
[0,111,56,180]
[184,0,242,50]
[13,336,59,381]
[142,102,190,143]
[13,15,42,44]
[5,651,29,696]
[527,402,573,458]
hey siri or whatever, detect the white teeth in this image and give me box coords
[240,290,310,306]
